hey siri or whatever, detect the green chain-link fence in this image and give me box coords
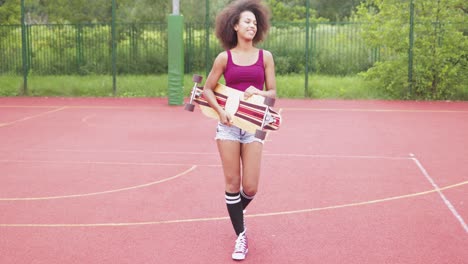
[0,22,380,75]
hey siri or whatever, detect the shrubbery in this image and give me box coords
[356,0,467,100]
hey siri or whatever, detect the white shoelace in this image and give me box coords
[234,232,247,253]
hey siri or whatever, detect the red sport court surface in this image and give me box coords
[0,97,467,264]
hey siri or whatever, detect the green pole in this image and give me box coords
[168,0,184,105]
[20,0,28,95]
[408,0,415,97]
[304,0,310,97]
[205,0,210,76]
[111,0,117,95]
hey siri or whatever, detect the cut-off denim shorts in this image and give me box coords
[215,122,264,144]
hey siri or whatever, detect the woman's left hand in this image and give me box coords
[244,86,260,99]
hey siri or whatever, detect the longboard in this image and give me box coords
[185,74,281,140]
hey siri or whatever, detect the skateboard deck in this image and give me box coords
[185,75,281,139]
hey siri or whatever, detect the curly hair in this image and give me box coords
[215,0,271,50]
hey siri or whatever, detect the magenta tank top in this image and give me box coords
[224,49,265,92]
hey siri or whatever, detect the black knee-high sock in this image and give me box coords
[240,189,255,210]
[225,192,245,236]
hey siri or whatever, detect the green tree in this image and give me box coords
[116,0,170,23]
[312,0,363,21]
[356,0,467,99]
[20,0,111,24]
[19,0,170,24]
[0,0,20,24]
[266,0,307,22]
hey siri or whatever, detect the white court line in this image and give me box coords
[265,153,411,160]
[411,154,468,234]
[0,165,197,201]
[0,159,214,167]
[2,153,468,228]
[16,149,222,155]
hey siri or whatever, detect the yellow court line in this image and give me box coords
[0,165,197,201]
[0,105,168,110]
[0,149,412,160]
[281,108,468,113]
[0,106,68,128]
[2,104,467,113]
[0,105,60,108]
[1,180,466,228]
[250,181,468,218]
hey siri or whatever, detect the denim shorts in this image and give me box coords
[215,123,264,144]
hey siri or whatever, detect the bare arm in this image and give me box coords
[203,51,233,125]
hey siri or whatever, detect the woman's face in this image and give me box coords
[234,11,257,40]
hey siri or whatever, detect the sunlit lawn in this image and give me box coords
[1,74,466,100]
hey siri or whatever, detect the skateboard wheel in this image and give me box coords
[192,74,203,84]
[264,97,276,107]
[184,103,195,112]
[255,130,267,140]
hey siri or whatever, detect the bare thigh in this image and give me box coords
[217,140,242,193]
[241,141,263,195]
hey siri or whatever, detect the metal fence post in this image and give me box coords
[205,0,210,76]
[20,0,28,94]
[111,0,117,95]
[304,0,310,97]
[408,0,415,97]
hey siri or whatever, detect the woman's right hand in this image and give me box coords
[218,109,233,126]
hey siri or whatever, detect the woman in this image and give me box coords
[202,0,276,260]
